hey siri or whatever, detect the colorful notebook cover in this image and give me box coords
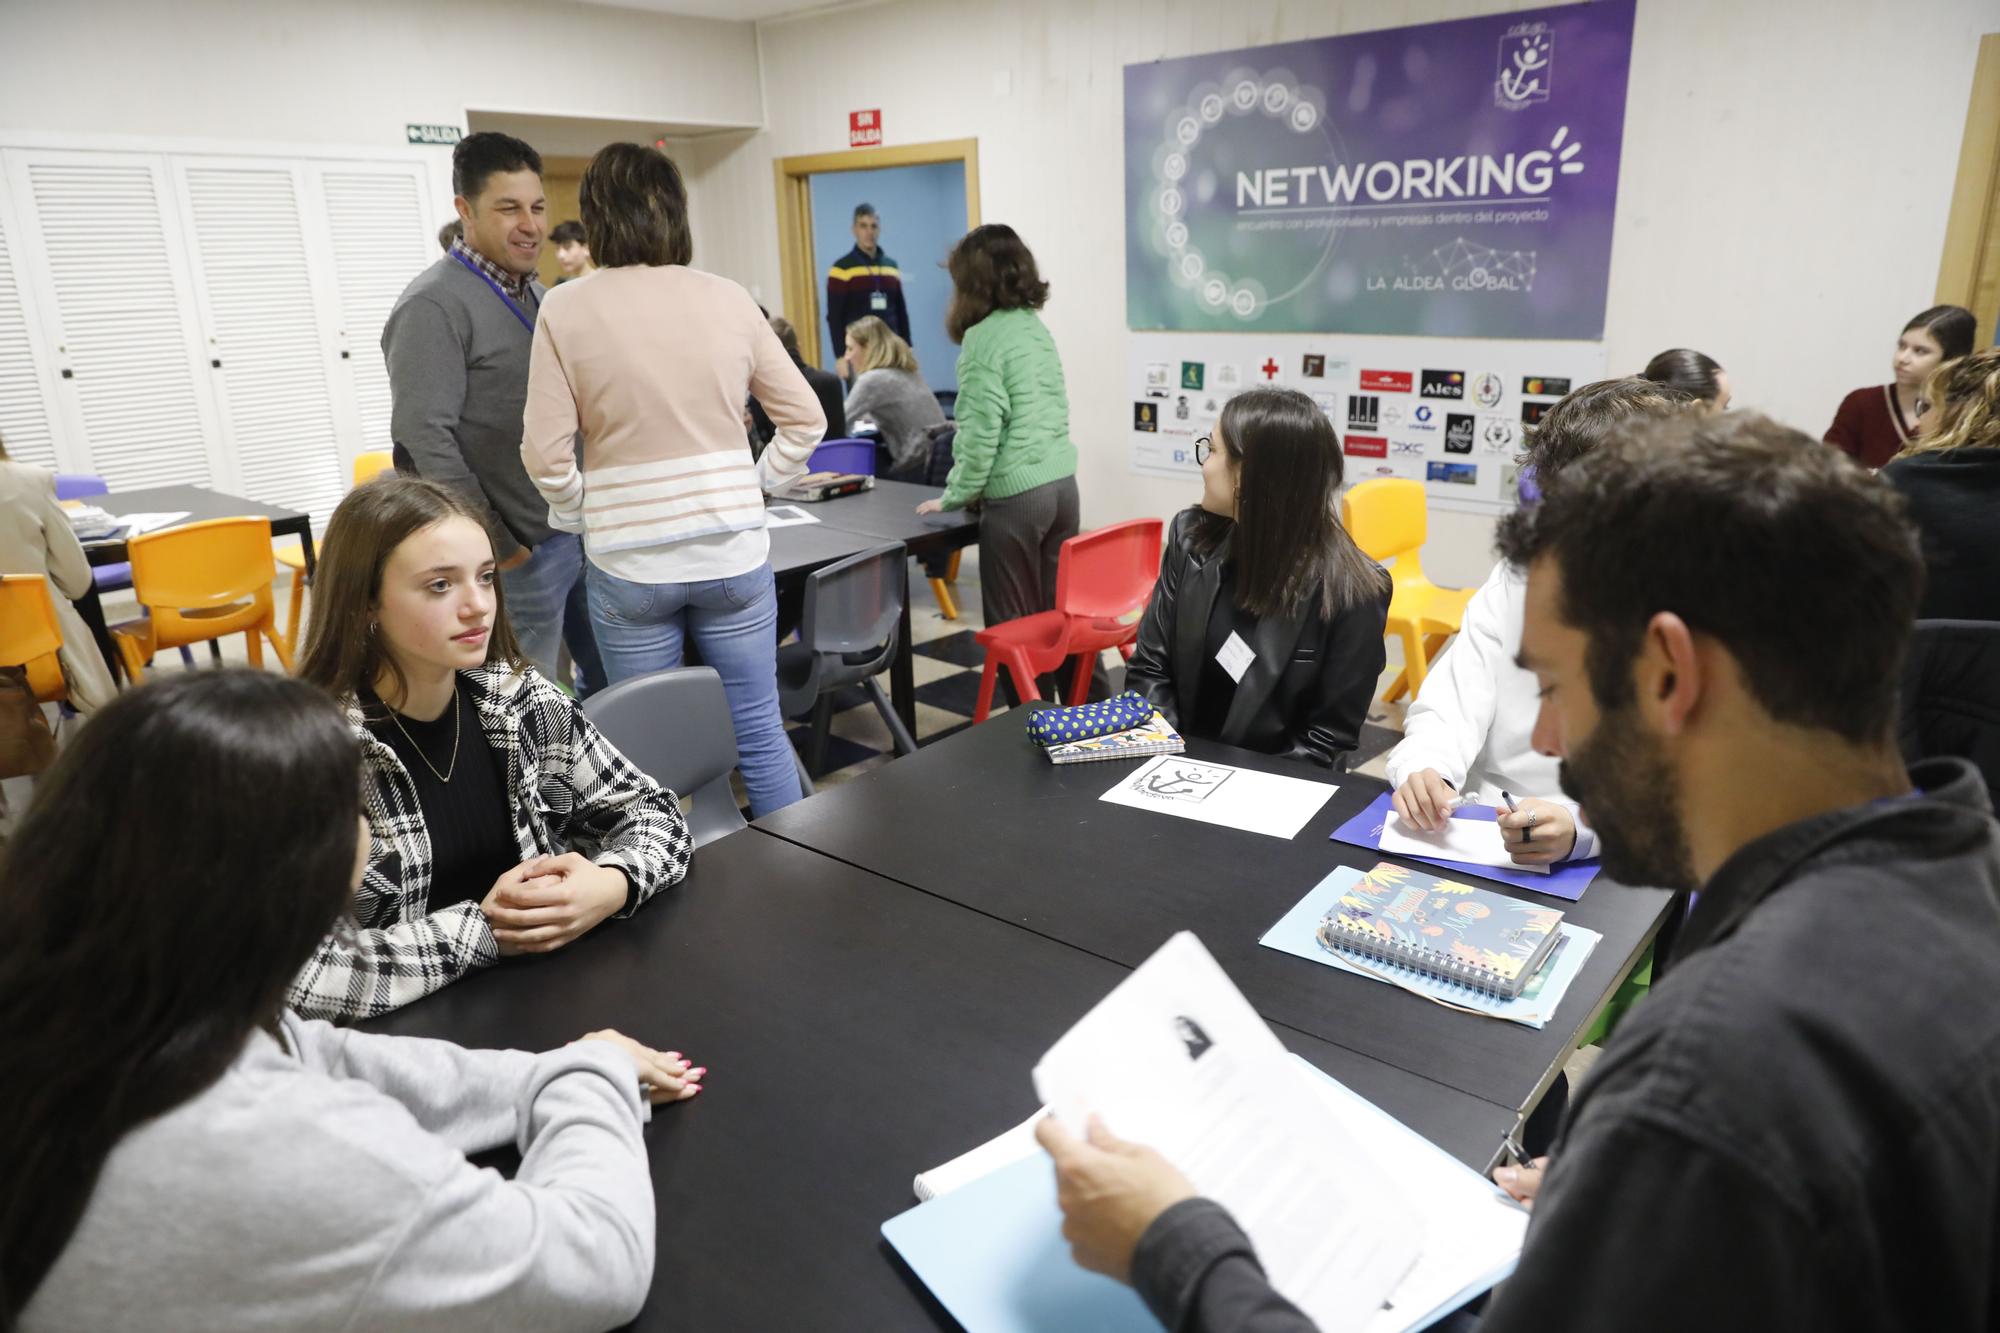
[1330,792,1601,901]
[1043,713,1186,765]
[1318,863,1563,999]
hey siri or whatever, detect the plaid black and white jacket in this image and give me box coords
[289,664,693,1021]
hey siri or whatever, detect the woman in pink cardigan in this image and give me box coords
[522,144,826,815]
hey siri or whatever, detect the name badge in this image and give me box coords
[1216,631,1255,683]
[870,291,890,311]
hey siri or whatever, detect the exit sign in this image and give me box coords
[849,109,882,148]
[406,123,463,146]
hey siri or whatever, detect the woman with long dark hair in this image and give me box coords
[1826,304,1976,468]
[914,224,1081,640]
[1,671,697,1330]
[292,475,692,1021]
[1124,387,1390,769]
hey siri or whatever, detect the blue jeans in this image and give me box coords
[501,533,602,694]
[587,561,804,818]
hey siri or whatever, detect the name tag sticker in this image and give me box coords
[1216,631,1255,683]
[870,291,890,311]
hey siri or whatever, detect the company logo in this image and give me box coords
[1360,369,1414,393]
[1302,354,1326,378]
[1522,375,1571,397]
[1390,439,1427,456]
[1471,371,1505,409]
[1343,435,1388,458]
[1427,461,1479,486]
[1421,370,1466,400]
[1145,362,1171,390]
[1383,403,1406,428]
[1408,404,1438,431]
[1347,396,1381,429]
[1133,402,1159,433]
[1444,413,1476,453]
[1174,396,1191,421]
[1214,365,1244,389]
[1521,400,1551,426]
[1480,416,1519,453]
[1495,23,1554,111]
[1180,362,1205,390]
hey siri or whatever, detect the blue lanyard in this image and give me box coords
[452,251,538,332]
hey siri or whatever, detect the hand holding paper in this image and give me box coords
[1380,807,1552,875]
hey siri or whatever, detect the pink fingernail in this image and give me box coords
[689,1066,707,1079]
[665,1051,681,1061]
[687,1083,703,1095]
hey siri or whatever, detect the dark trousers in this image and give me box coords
[979,475,1106,704]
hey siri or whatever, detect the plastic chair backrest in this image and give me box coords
[807,438,876,476]
[0,574,64,665]
[1054,519,1164,621]
[128,516,276,610]
[55,474,109,501]
[1340,479,1426,562]
[802,542,906,657]
[353,451,394,486]
[582,666,746,848]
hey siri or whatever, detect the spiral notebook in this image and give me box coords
[1042,712,1185,764]
[1318,863,1564,1000]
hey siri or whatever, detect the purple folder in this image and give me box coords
[1330,791,1600,901]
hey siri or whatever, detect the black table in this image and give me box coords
[82,483,317,574]
[368,826,1515,1331]
[755,719,1675,1120]
[769,480,980,738]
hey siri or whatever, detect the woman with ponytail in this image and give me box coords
[1,671,697,1331]
[1124,386,1390,769]
[1881,344,2000,622]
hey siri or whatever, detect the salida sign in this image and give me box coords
[849,110,883,148]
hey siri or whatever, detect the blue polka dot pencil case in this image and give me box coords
[1024,691,1156,747]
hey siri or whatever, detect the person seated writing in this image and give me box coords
[290,476,693,1021]
[841,314,945,481]
[1038,412,2000,1332]
[1387,378,1693,863]
[2,670,702,1331]
[1125,386,1390,770]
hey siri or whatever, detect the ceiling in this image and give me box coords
[465,109,758,157]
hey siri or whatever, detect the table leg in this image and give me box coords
[892,584,917,738]
[73,584,125,686]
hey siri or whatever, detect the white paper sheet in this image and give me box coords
[764,504,821,528]
[1032,933,1424,1332]
[1379,809,1550,874]
[1098,755,1335,840]
[115,510,191,536]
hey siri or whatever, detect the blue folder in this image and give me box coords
[1330,792,1599,900]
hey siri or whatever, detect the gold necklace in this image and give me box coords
[385,680,461,784]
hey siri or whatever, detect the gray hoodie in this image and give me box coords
[22,1013,653,1332]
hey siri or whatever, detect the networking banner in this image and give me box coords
[1124,0,1635,339]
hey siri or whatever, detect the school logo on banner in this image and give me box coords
[1360,369,1414,393]
[1495,22,1554,110]
[1471,371,1505,408]
[1348,395,1381,429]
[1134,402,1160,432]
[1444,413,1476,453]
[1343,434,1388,458]
[1421,370,1466,399]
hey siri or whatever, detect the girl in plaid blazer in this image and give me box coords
[291,477,693,1020]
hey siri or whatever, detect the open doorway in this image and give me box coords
[774,139,981,384]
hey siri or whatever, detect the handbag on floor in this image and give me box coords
[0,665,57,778]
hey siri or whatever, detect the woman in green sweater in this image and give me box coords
[916,225,1081,635]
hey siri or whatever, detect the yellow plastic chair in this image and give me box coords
[1341,479,1474,702]
[0,574,70,703]
[928,548,965,621]
[278,449,394,651]
[114,517,294,675]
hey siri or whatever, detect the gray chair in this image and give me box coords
[582,666,763,847]
[779,542,919,777]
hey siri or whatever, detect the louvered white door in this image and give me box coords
[4,150,223,490]
[0,186,61,471]
[309,164,435,455]
[174,159,344,531]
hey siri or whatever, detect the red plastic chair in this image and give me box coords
[972,518,1163,721]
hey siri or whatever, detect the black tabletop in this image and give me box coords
[805,479,979,549]
[84,484,313,567]
[367,828,1514,1331]
[754,719,1674,1115]
[764,520,885,579]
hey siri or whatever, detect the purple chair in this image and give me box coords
[806,437,876,476]
[54,474,134,592]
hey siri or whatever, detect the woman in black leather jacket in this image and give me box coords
[1125,387,1390,770]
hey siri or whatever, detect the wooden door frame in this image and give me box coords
[1936,33,2000,347]
[773,137,980,368]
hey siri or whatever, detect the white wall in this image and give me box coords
[0,0,763,222]
[699,0,1993,586]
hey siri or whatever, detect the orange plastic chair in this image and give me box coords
[972,518,1163,721]
[1341,479,1474,702]
[928,549,965,621]
[0,574,70,703]
[278,449,393,650]
[114,517,294,675]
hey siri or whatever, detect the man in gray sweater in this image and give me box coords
[382,132,601,690]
